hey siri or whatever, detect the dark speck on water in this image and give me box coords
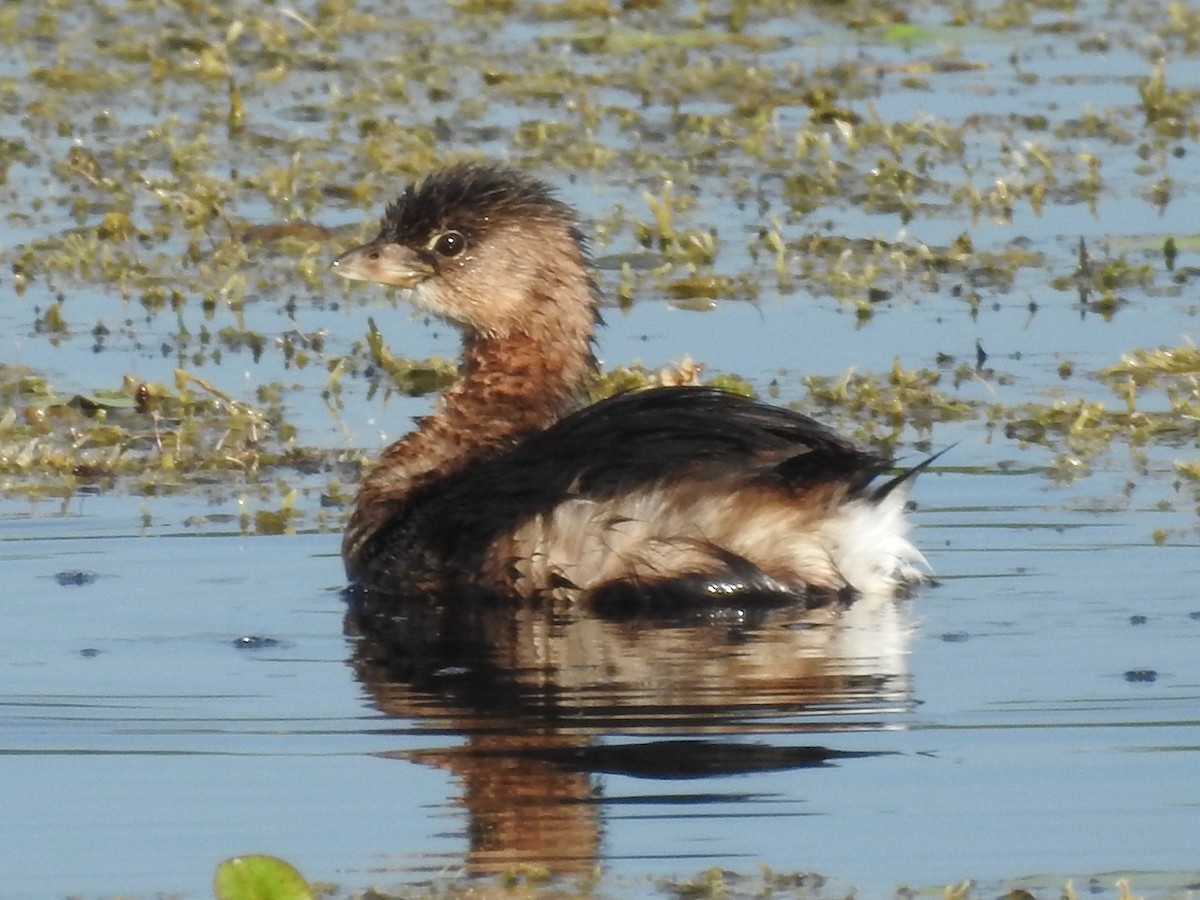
[232,635,284,650]
[1123,669,1159,683]
[1129,615,1148,625]
[54,570,98,587]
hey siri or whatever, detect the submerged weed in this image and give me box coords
[0,363,358,514]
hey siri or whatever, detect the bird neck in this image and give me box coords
[360,313,596,500]
[343,258,598,574]
[445,324,596,451]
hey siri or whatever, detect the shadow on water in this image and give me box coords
[344,588,914,876]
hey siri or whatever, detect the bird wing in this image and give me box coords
[419,386,889,549]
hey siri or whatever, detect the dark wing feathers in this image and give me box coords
[524,385,885,495]
[415,386,888,551]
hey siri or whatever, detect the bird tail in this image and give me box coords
[868,444,955,504]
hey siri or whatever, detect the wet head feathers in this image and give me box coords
[377,163,577,248]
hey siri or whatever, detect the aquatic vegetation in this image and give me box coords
[991,342,1200,481]
[1100,342,1200,382]
[208,854,1165,900]
[213,855,314,900]
[803,360,976,447]
[361,318,458,398]
[0,362,359,521]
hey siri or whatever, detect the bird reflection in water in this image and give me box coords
[346,593,914,876]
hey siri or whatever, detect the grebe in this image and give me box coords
[332,163,931,610]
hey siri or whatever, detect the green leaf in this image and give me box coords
[213,855,313,900]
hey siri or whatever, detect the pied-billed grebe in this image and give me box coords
[333,162,933,609]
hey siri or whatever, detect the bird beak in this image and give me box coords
[331,240,435,288]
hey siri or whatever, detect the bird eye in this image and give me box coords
[432,231,465,257]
